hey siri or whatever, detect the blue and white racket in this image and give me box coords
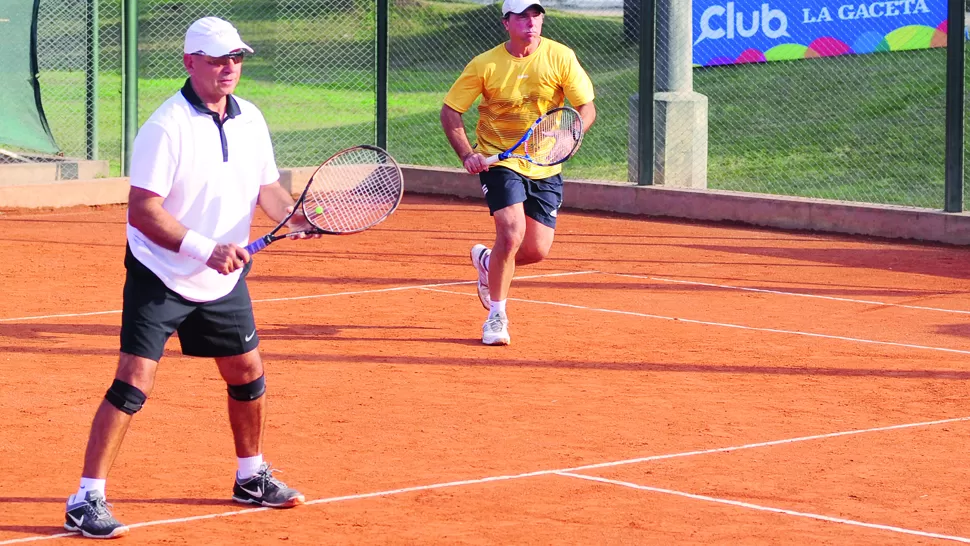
[244,145,403,255]
[484,106,584,167]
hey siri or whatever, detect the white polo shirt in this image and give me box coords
[127,80,279,302]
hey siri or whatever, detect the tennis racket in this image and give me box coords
[484,106,584,167]
[244,145,403,255]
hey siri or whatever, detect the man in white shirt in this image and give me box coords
[64,17,311,539]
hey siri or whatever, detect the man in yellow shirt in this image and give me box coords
[441,0,596,346]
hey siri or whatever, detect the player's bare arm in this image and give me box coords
[127,186,191,253]
[575,101,597,133]
[257,180,319,240]
[128,186,247,275]
[440,104,487,174]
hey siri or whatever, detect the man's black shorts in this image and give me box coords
[479,166,563,229]
[120,246,259,361]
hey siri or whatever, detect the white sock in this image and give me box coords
[237,454,264,481]
[490,299,507,317]
[74,477,106,502]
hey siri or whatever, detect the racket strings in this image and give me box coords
[526,109,582,165]
[303,148,402,233]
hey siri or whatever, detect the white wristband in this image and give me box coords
[180,230,217,263]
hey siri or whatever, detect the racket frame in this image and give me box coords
[484,106,584,167]
[244,144,403,255]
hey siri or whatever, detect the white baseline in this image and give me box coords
[2,416,968,544]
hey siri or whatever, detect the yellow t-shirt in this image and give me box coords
[443,38,595,179]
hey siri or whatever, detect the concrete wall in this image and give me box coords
[402,166,970,245]
[0,160,110,185]
[0,177,129,208]
[3,165,969,246]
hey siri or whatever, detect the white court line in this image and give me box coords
[560,416,970,472]
[3,416,967,545]
[0,271,599,322]
[423,287,970,356]
[613,272,970,315]
[556,472,970,544]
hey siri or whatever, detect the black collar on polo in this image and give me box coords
[180,78,241,163]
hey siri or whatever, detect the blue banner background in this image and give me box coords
[692,0,947,66]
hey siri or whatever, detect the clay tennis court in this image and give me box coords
[2,193,970,544]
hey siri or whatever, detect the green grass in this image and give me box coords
[28,0,956,208]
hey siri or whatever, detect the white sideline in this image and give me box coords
[2,416,968,544]
[423,287,970,356]
[556,472,970,544]
[615,273,970,315]
[0,271,599,323]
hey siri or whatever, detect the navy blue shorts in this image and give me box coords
[120,246,259,361]
[479,166,563,229]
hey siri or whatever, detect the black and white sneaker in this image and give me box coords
[232,463,305,508]
[64,491,129,539]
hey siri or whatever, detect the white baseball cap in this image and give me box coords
[501,0,544,16]
[184,17,253,57]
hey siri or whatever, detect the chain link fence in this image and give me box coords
[34,0,123,166]
[17,0,966,209]
[388,0,634,182]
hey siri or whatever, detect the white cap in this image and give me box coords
[184,17,253,57]
[501,0,544,16]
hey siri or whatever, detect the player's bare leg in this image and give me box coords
[480,205,525,345]
[515,216,555,266]
[217,348,305,508]
[489,203,527,303]
[216,349,266,458]
[67,353,156,539]
[82,353,159,478]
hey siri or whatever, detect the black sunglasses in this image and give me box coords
[192,52,245,66]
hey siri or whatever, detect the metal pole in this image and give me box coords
[86,0,99,160]
[944,0,964,212]
[637,0,655,186]
[655,0,690,93]
[122,0,138,175]
[376,0,388,149]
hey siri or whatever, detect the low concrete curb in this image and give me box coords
[2,166,969,246]
[0,177,129,209]
[402,166,970,246]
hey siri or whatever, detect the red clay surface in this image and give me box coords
[2,194,970,544]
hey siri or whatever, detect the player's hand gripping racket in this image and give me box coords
[244,145,403,255]
[484,106,584,167]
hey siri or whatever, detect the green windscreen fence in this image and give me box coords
[0,0,58,154]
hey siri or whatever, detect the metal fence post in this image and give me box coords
[637,0,655,186]
[122,0,137,176]
[944,0,964,212]
[376,0,388,150]
[86,0,99,161]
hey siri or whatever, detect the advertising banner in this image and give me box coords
[692,0,948,66]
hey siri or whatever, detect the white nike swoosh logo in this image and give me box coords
[245,329,256,342]
[239,485,262,497]
[68,513,84,527]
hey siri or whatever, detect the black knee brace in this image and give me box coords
[227,374,266,401]
[104,379,147,415]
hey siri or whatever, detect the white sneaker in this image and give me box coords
[482,312,510,346]
[470,244,491,310]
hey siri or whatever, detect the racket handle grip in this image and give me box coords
[484,154,500,166]
[244,236,270,256]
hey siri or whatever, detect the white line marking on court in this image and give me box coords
[423,287,970,356]
[0,309,122,322]
[2,416,967,545]
[0,271,599,322]
[613,273,970,315]
[555,472,970,543]
[560,416,970,471]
